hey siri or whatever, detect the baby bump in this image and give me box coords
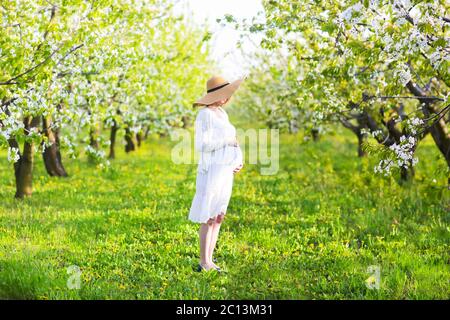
[211,145,241,166]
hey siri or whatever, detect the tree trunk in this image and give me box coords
[406,81,450,168]
[136,131,143,147]
[144,126,150,139]
[182,115,190,129]
[400,165,415,182]
[42,116,68,177]
[54,126,65,172]
[15,140,34,198]
[109,119,118,159]
[357,134,367,157]
[159,131,168,138]
[422,103,450,168]
[311,128,319,141]
[13,116,40,199]
[89,127,99,149]
[125,127,136,153]
[339,115,367,157]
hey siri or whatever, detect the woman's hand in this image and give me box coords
[233,163,243,174]
[227,136,239,147]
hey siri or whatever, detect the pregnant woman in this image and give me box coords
[189,75,245,272]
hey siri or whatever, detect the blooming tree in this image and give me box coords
[229,0,449,180]
[0,0,211,198]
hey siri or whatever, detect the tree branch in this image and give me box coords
[0,46,62,85]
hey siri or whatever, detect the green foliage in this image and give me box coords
[231,0,450,177]
[0,0,212,197]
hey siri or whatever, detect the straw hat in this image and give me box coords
[193,75,245,107]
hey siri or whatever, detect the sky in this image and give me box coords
[173,0,264,80]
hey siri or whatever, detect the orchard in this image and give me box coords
[0,0,448,300]
[1,0,210,198]
[229,0,450,181]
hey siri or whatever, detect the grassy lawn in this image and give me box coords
[0,127,448,299]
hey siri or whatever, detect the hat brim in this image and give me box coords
[193,77,245,107]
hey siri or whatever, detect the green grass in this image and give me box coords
[0,127,449,299]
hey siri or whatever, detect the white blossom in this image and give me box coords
[394,64,412,86]
[7,147,20,163]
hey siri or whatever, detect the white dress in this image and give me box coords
[188,107,243,223]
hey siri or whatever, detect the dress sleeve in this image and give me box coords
[194,109,234,153]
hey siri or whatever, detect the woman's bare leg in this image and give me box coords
[199,220,214,269]
[208,213,224,267]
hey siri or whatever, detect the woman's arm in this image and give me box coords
[194,109,236,152]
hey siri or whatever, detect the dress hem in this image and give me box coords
[188,210,227,224]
